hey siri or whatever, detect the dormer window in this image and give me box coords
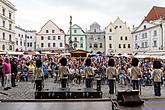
[144,25,146,29]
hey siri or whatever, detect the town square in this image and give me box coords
[1,0,165,110]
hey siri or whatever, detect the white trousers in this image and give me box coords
[4,74,11,88]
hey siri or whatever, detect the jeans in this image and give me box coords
[4,74,11,88]
[108,79,115,94]
[154,82,161,96]
[132,80,139,90]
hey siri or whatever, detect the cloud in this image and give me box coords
[9,0,165,32]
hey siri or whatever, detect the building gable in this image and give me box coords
[67,24,85,35]
[133,21,158,33]
[38,20,64,35]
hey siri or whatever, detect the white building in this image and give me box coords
[0,0,16,51]
[15,26,36,51]
[132,6,165,54]
[105,17,132,54]
[36,20,65,52]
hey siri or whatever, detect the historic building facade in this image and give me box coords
[66,24,86,51]
[36,20,65,52]
[105,17,132,54]
[132,6,165,54]
[86,22,105,53]
[0,0,16,51]
[15,26,36,51]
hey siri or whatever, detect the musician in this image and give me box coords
[84,58,94,88]
[131,58,141,90]
[58,57,70,88]
[151,60,162,96]
[58,57,70,78]
[106,58,117,94]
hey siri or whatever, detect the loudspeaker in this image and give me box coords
[117,90,144,106]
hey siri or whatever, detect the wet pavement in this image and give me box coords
[0,78,165,100]
[0,100,165,110]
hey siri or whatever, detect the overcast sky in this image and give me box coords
[9,0,165,32]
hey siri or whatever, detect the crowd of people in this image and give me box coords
[0,55,164,96]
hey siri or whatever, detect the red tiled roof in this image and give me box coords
[144,6,165,21]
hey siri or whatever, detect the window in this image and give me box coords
[94,44,98,48]
[9,34,11,41]
[153,41,157,47]
[128,44,131,48]
[120,36,123,40]
[30,42,32,47]
[91,36,93,40]
[9,24,12,30]
[16,41,18,45]
[41,36,44,40]
[58,36,61,40]
[125,36,127,40]
[119,26,122,28]
[21,35,23,38]
[154,30,157,36]
[80,37,83,41]
[20,41,22,46]
[145,42,148,48]
[135,35,137,40]
[109,44,112,48]
[24,42,26,46]
[74,37,77,41]
[19,34,20,37]
[41,43,44,47]
[115,26,118,29]
[123,44,126,48]
[119,44,121,48]
[144,25,146,29]
[98,37,100,40]
[89,43,92,48]
[100,43,102,48]
[109,36,112,40]
[145,33,147,38]
[3,20,5,27]
[109,29,112,32]
[53,43,56,47]
[27,43,29,47]
[9,45,12,50]
[142,42,144,48]
[52,30,55,33]
[9,12,12,19]
[80,44,83,48]
[53,36,56,40]
[2,8,5,16]
[74,30,77,33]
[3,33,5,40]
[46,30,49,33]
[135,43,138,49]
[48,43,51,47]
[30,36,32,39]
[94,29,96,32]
[48,36,51,40]
[60,43,63,47]
[2,45,5,50]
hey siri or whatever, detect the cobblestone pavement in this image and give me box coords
[0,78,165,100]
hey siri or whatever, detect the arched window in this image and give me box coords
[2,45,5,50]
